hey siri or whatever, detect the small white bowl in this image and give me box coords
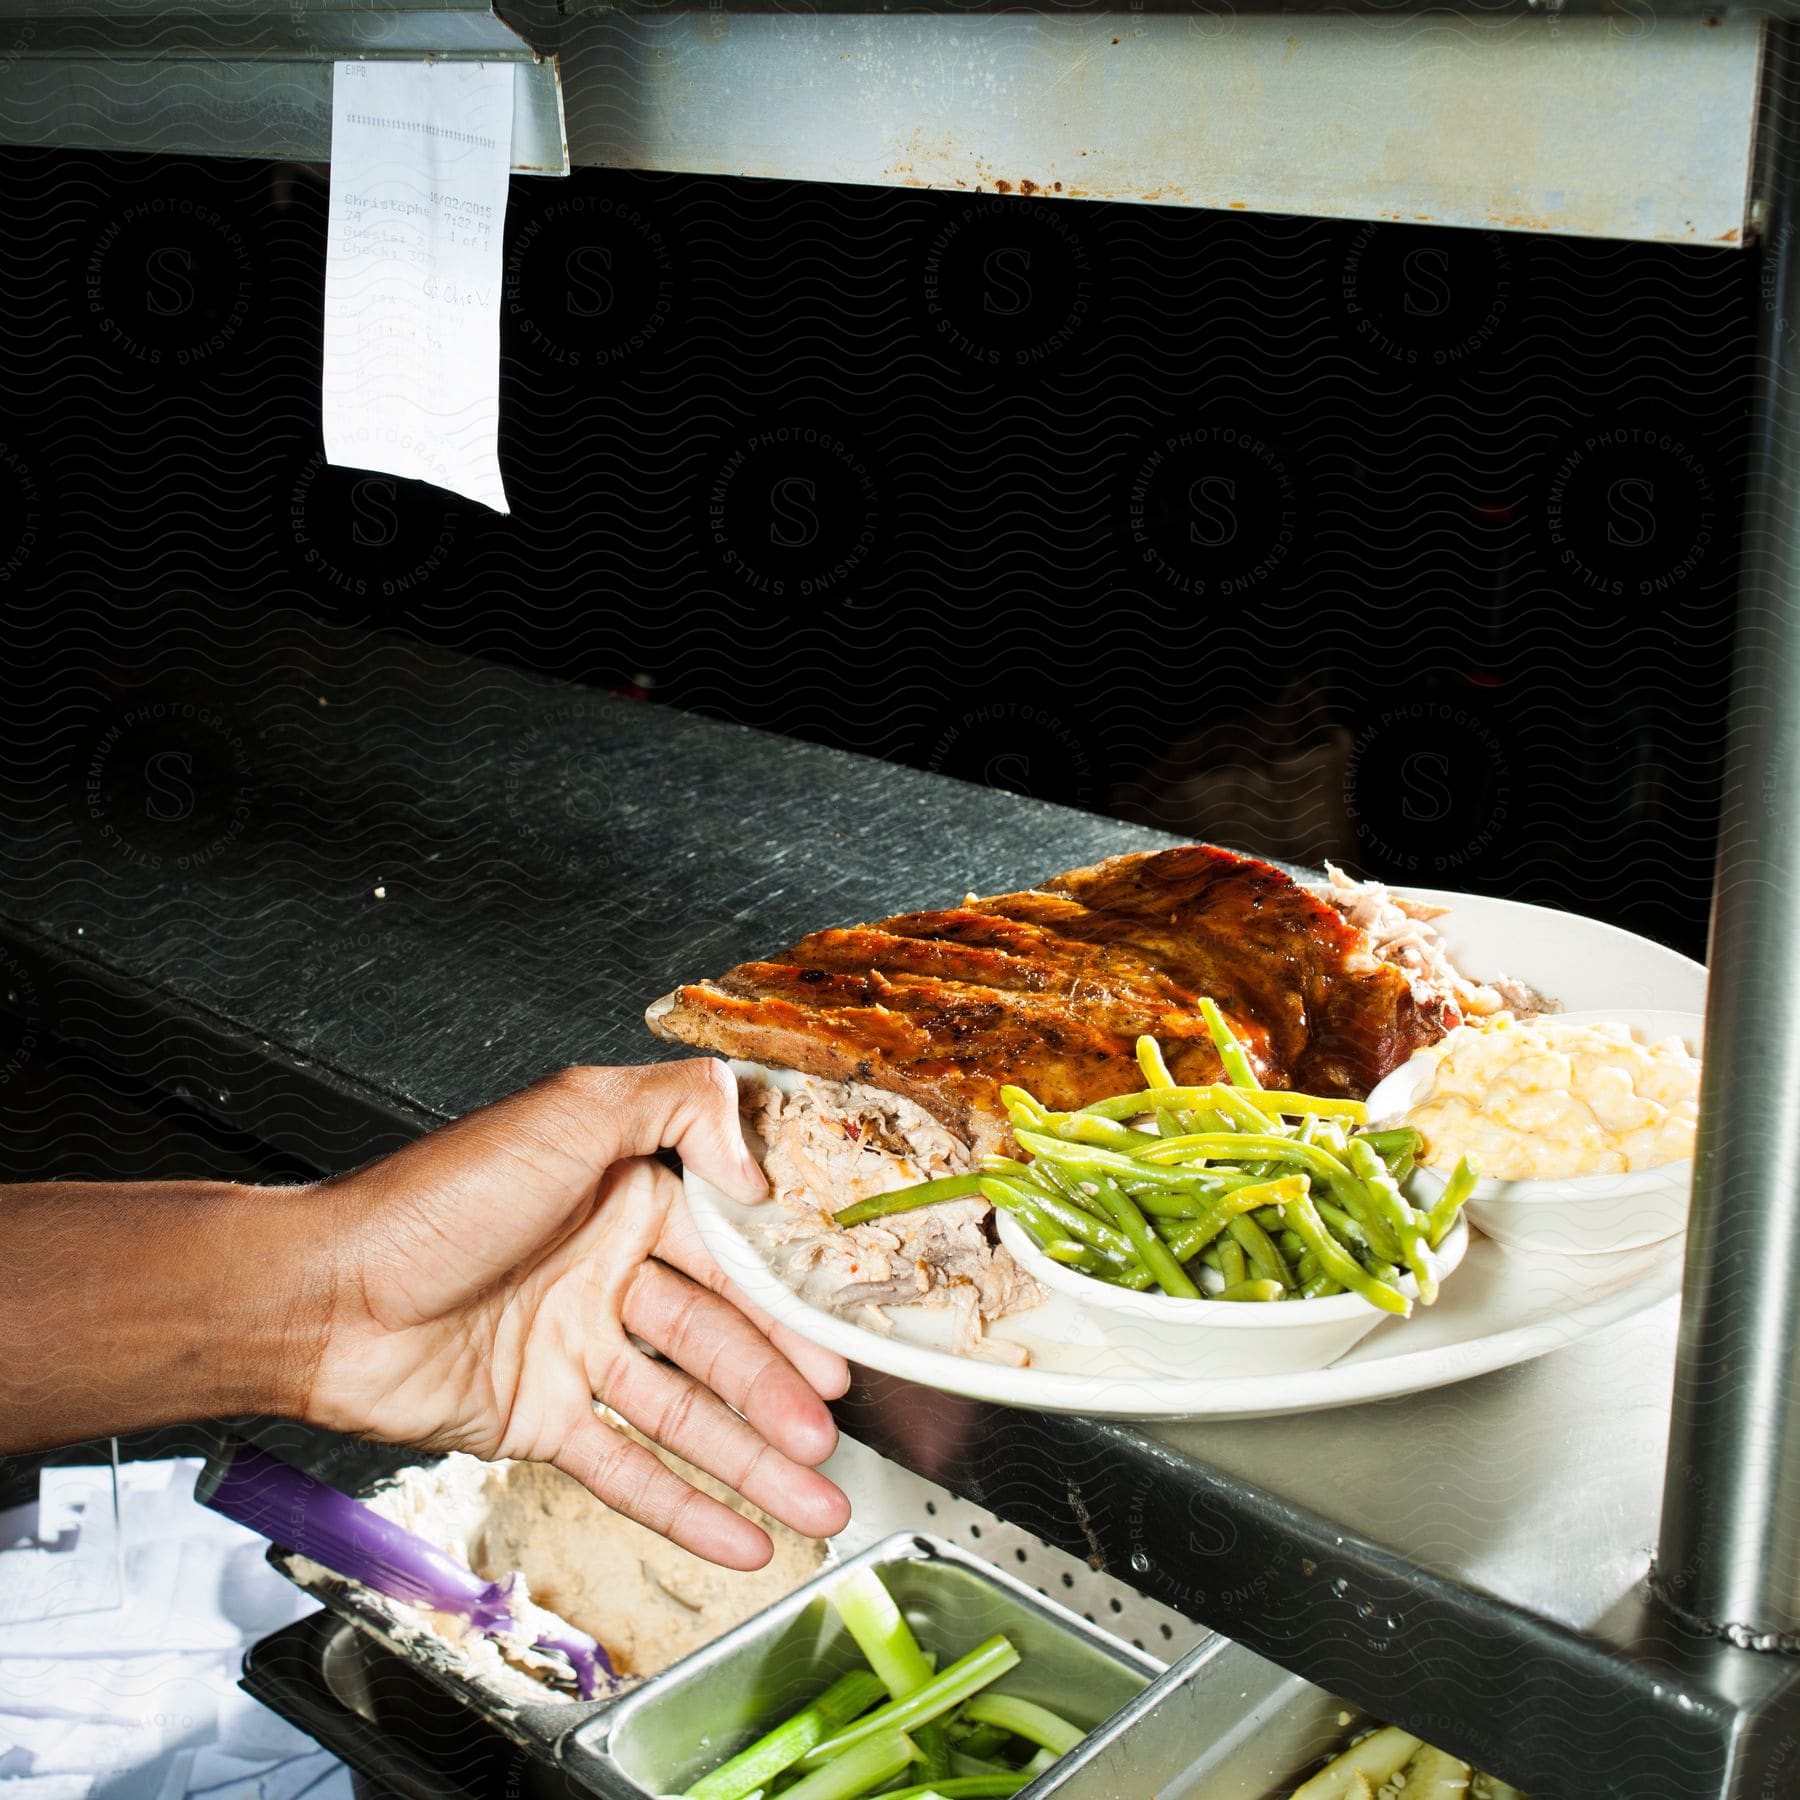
[1365,1007,1703,1258]
[995,1210,1469,1379]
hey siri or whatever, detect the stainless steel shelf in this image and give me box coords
[0,2,1767,242]
[3,612,1796,1797]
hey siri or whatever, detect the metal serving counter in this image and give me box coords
[4,612,1796,1797]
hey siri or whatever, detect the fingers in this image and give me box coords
[596,1334,850,1544]
[555,1059,768,1205]
[655,1197,852,1403]
[552,1414,775,1571]
[623,1257,843,1466]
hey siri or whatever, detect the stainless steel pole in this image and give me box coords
[1656,22,1800,1648]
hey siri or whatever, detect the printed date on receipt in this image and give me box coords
[323,61,514,513]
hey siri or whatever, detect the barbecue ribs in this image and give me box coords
[646,845,1456,1154]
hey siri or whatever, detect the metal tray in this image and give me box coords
[564,1531,1163,1797]
[248,1423,1207,1786]
[1022,1636,1370,1799]
[244,1602,1380,1800]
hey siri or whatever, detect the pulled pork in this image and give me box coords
[1316,863,1554,1021]
[740,1072,1045,1366]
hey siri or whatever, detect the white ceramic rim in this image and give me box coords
[1367,1005,1705,1204]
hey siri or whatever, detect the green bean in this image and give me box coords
[1198,1246,1224,1273]
[1030,1113,1165,1155]
[1219,1239,1248,1287]
[1346,1138,1436,1304]
[1138,1130,1334,1167]
[1357,1126,1423,1161]
[834,1173,988,1227]
[1211,1084,1284,1137]
[1298,1272,1344,1299]
[1278,1192,1410,1315]
[1077,1086,1366,1123]
[1086,1172,1203,1300]
[1277,1228,1308,1263]
[998,1084,1055,1130]
[1314,1198,1371,1250]
[1196,1002,1261,1089]
[1134,1132,1400,1258]
[1039,1238,1102,1271]
[979,1177,1139,1263]
[1391,1148,1416,1184]
[1014,1134,1235,1209]
[1025,1157,1114,1221]
[1015,1130,1198,1186]
[1313,1118,1351,1158]
[1136,1036,1178,1088]
[1426,1154,1482,1249]
[1215,1278,1286,1303]
[1160,1176,1310,1260]
[1227,1213,1291,1288]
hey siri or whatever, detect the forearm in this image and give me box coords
[0,1179,339,1453]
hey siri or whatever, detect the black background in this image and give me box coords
[0,148,1750,959]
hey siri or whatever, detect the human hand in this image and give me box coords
[302,1059,852,1569]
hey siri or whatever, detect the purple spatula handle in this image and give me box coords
[198,1442,613,1697]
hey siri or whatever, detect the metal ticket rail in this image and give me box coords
[3,2,1800,1794]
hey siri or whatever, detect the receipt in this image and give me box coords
[323,61,514,513]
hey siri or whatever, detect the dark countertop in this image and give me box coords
[2,612,1792,1800]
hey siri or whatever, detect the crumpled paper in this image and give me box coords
[0,1459,353,1800]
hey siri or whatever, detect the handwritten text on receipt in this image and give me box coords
[323,61,514,513]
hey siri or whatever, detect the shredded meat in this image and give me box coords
[1315,863,1555,1020]
[743,1072,1044,1361]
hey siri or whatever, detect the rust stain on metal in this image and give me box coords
[1020,179,1038,195]
[1717,227,1740,242]
[994,179,1011,193]
[1053,182,1063,194]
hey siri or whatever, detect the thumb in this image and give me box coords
[555,1058,768,1205]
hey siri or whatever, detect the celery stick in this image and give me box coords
[684,1671,887,1800]
[914,1723,952,1785]
[948,1753,1009,1778]
[959,1694,1084,1757]
[949,1724,1010,1762]
[777,1730,917,1800]
[799,1637,1021,1770]
[830,1566,935,1700]
[870,1782,1026,1800]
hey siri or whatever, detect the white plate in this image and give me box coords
[683,887,1704,1421]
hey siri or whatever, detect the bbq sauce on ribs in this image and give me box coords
[647,845,1456,1154]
